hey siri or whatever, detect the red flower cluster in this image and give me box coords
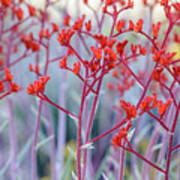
[112,122,132,146]
[21,34,40,52]
[120,100,137,120]
[27,76,50,95]
[0,68,19,95]
[139,92,172,116]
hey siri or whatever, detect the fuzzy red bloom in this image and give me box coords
[85,20,91,32]
[59,56,67,69]
[27,76,50,95]
[51,22,59,32]
[134,19,143,33]
[116,20,125,32]
[72,15,85,31]
[152,67,164,82]
[1,0,11,6]
[173,3,180,15]
[58,29,74,46]
[15,8,24,20]
[0,82,5,93]
[129,20,134,30]
[73,61,81,75]
[112,122,132,146]
[5,67,13,81]
[64,14,70,26]
[152,22,161,39]
[116,40,128,56]
[120,100,137,120]
[158,99,172,116]
[91,46,102,60]
[27,5,36,16]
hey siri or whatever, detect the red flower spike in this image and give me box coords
[152,22,161,39]
[160,0,168,6]
[45,28,50,38]
[128,0,134,8]
[27,5,36,16]
[72,15,85,31]
[173,66,180,77]
[129,20,134,30]
[116,40,128,56]
[105,0,115,6]
[51,22,59,32]
[152,66,164,82]
[138,45,146,55]
[116,20,125,32]
[5,67,13,81]
[10,82,19,92]
[91,46,102,60]
[27,76,51,95]
[1,0,11,6]
[131,44,138,54]
[85,20,91,32]
[15,8,24,20]
[83,0,88,4]
[73,61,81,75]
[112,122,132,147]
[158,99,172,116]
[58,29,74,46]
[0,82,5,93]
[172,3,180,15]
[112,70,119,78]
[29,64,33,71]
[35,64,39,73]
[120,100,137,120]
[59,56,67,69]
[64,14,70,26]
[134,19,143,33]
[139,96,154,115]
[39,29,44,39]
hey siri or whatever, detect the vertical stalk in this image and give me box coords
[56,70,67,180]
[31,100,43,180]
[8,99,18,180]
[77,80,88,180]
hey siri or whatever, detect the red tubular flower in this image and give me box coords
[51,22,59,32]
[120,100,137,120]
[152,66,164,82]
[131,44,138,54]
[1,0,11,6]
[152,22,161,39]
[58,29,74,46]
[5,67,13,81]
[0,82,5,93]
[27,76,50,95]
[134,19,143,33]
[64,14,70,26]
[129,20,134,30]
[173,66,180,77]
[59,56,67,69]
[27,5,36,16]
[116,20,125,32]
[85,20,91,32]
[91,46,102,60]
[73,61,81,75]
[10,82,19,92]
[15,8,24,20]
[158,99,172,116]
[72,15,85,31]
[116,40,128,56]
[112,122,132,146]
